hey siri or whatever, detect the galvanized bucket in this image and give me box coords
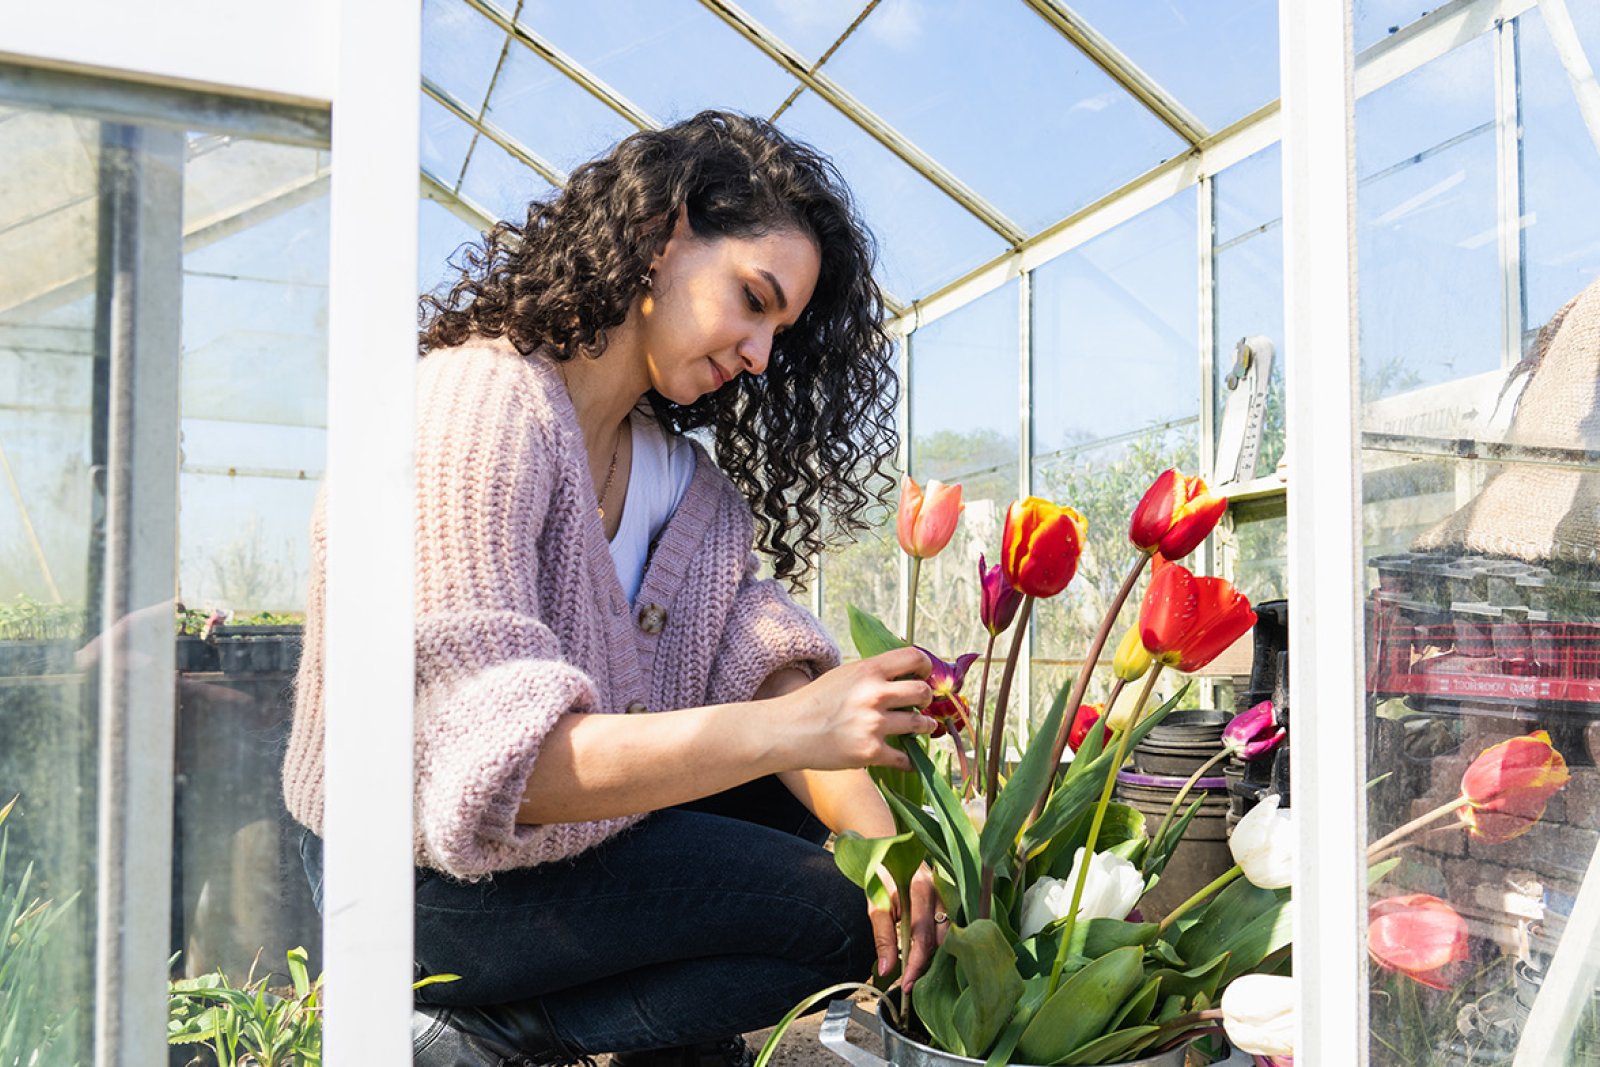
[819,999,1189,1067]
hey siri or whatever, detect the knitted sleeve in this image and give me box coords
[411,346,636,878]
[706,550,842,706]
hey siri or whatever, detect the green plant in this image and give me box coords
[0,796,81,1067]
[0,595,83,641]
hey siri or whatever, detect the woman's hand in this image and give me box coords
[773,647,937,773]
[867,864,946,990]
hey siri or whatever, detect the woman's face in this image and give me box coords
[637,214,821,406]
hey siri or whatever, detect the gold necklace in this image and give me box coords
[596,434,620,519]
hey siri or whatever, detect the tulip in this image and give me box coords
[1111,626,1152,683]
[1067,703,1105,753]
[1230,793,1293,889]
[1001,497,1087,599]
[1457,730,1570,843]
[917,647,978,739]
[1368,893,1469,990]
[977,553,1024,637]
[1224,700,1287,761]
[1018,849,1143,938]
[1139,560,1257,673]
[897,476,963,560]
[1129,468,1228,561]
[1220,974,1295,1059]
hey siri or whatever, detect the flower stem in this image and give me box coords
[1367,823,1465,866]
[1030,552,1151,821]
[1046,665,1164,995]
[973,631,998,765]
[978,595,1035,920]
[953,740,974,794]
[1367,795,1465,858]
[906,556,922,646]
[1156,864,1242,934]
[1143,748,1232,878]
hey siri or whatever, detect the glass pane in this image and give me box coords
[1030,192,1199,721]
[1357,34,1500,401]
[1354,0,1439,53]
[484,41,638,176]
[422,0,508,114]
[824,0,1186,233]
[458,133,560,225]
[1357,19,1600,1065]
[421,91,475,189]
[736,0,870,64]
[419,195,483,296]
[777,92,1005,302]
[908,280,1019,715]
[518,0,798,122]
[1213,144,1285,481]
[1069,0,1280,132]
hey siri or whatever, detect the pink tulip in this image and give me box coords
[1224,701,1286,761]
[897,476,963,560]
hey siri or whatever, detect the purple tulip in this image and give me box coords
[1224,700,1286,761]
[977,554,1024,637]
[916,646,979,738]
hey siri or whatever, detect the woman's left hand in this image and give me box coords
[867,864,947,991]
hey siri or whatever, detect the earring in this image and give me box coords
[640,271,654,290]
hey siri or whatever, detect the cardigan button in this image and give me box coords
[624,701,648,715]
[638,603,667,635]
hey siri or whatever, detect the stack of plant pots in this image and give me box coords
[1116,709,1233,921]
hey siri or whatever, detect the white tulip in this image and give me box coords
[1018,849,1143,939]
[1230,793,1294,889]
[1220,974,1295,1057]
[962,795,988,833]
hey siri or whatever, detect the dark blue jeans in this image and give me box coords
[300,776,877,1054]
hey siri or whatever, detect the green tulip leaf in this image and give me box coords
[881,787,952,874]
[848,604,908,658]
[981,677,1073,873]
[1061,1024,1163,1066]
[1015,946,1145,1065]
[945,920,1027,1058]
[1154,993,1188,1024]
[882,834,928,907]
[906,740,981,922]
[1216,900,1294,985]
[1108,975,1162,1032]
[834,832,908,912]
[1368,856,1402,887]
[1147,951,1230,1003]
[1143,796,1204,885]
[983,976,1049,1067]
[1173,878,1286,962]
[1146,938,1187,969]
[911,942,965,1056]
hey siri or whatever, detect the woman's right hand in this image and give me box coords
[773,646,937,772]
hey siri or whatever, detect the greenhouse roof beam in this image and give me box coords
[697,0,1029,245]
[1021,0,1210,146]
[460,0,659,133]
[423,75,568,190]
[420,169,498,232]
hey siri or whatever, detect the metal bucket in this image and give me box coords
[819,999,1189,1067]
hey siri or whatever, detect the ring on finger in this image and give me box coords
[933,911,949,924]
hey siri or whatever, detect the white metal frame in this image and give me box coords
[1281,2,1366,1064]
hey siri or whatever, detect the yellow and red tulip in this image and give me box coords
[897,476,963,560]
[1368,893,1469,990]
[1138,560,1256,673]
[1129,468,1228,561]
[1456,731,1570,843]
[1001,497,1087,599]
[1067,703,1106,753]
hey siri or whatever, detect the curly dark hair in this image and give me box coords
[420,110,898,588]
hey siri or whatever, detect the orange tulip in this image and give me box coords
[1139,561,1256,673]
[1368,893,1469,990]
[1001,497,1087,598]
[1129,468,1228,561]
[897,476,963,559]
[1456,731,1570,843]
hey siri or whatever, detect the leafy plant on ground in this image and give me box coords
[0,796,81,1067]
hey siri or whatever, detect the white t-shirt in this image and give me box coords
[608,409,697,604]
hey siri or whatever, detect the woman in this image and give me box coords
[284,111,945,1066]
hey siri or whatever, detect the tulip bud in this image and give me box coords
[1129,468,1228,561]
[897,476,963,559]
[916,647,978,739]
[1224,700,1287,761]
[1111,626,1152,683]
[1002,497,1087,599]
[1230,793,1293,889]
[1220,974,1295,1058]
[1456,731,1570,843]
[1103,682,1148,734]
[1017,849,1143,938]
[977,554,1024,637]
[1066,703,1105,753]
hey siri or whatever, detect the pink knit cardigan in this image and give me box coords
[281,337,841,879]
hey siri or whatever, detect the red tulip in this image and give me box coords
[1067,703,1106,753]
[1001,497,1087,599]
[897,476,963,559]
[1129,468,1228,561]
[1456,731,1570,843]
[977,554,1024,637]
[916,647,978,739]
[1368,893,1469,990]
[1138,561,1257,673]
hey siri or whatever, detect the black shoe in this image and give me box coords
[413,1001,596,1067]
[610,1036,755,1067]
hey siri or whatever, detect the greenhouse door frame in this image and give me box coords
[4,2,421,1064]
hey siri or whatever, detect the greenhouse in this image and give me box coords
[3,0,1600,1063]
